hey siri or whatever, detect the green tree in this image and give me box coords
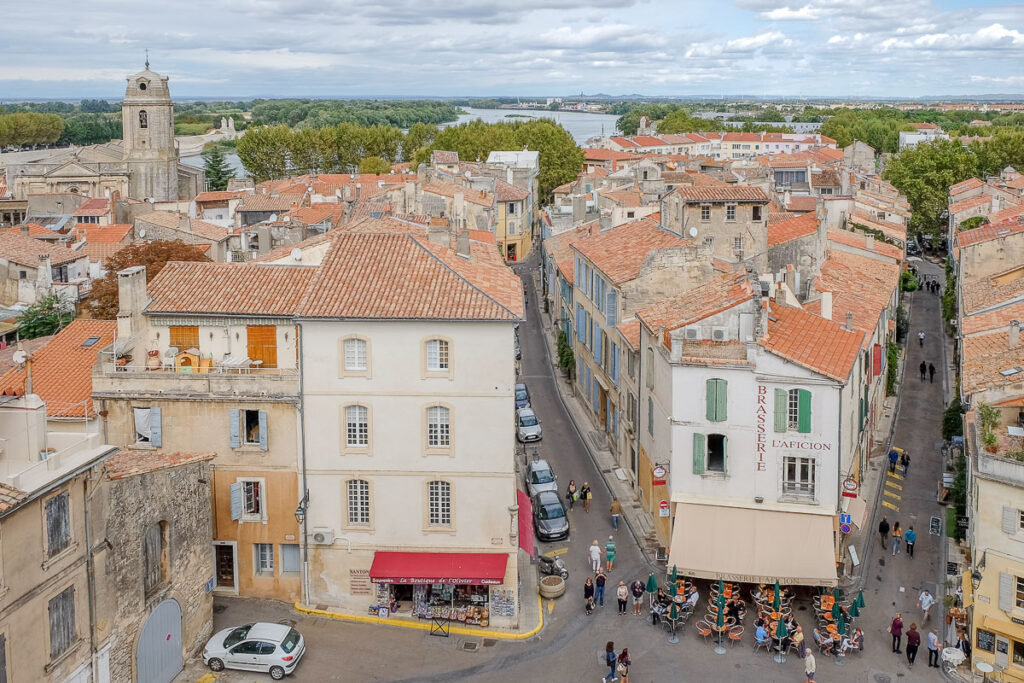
[202,144,235,191]
[18,293,73,339]
[236,124,292,181]
[402,122,439,162]
[358,156,391,174]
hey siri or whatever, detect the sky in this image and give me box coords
[2,0,1023,99]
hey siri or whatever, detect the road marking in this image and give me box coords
[882,501,900,511]
[547,600,554,614]
[884,490,901,500]
[545,547,569,557]
[886,481,903,491]
[888,472,904,481]
[196,675,219,683]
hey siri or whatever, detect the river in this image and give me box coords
[181,106,620,177]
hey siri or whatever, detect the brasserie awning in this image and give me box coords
[369,551,508,585]
[667,503,838,587]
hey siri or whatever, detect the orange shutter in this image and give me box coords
[247,325,277,369]
[169,326,199,351]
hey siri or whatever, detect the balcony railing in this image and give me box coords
[97,350,297,377]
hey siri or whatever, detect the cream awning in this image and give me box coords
[668,503,838,587]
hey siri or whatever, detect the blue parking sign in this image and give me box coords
[840,513,852,525]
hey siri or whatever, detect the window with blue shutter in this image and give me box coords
[595,326,603,365]
[576,305,585,344]
[258,410,268,451]
[610,341,619,384]
[592,377,600,413]
[561,278,572,305]
[606,290,617,326]
[149,407,162,447]
[574,258,580,289]
[613,406,619,439]
[229,409,241,448]
[230,482,243,521]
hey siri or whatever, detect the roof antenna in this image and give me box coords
[145,49,150,70]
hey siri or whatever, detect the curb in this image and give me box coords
[293,593,545,641]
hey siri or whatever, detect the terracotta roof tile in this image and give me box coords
[423,181,493,208]
[617,320,641,350]
[962,301,1024,336]
[672,185,769,203]
[637,271,754,345]
[194,190,248,203]
[543,220,600,285]
[148,262,316,315]
[76,223,133,244]
[0,481,27,514]
[768,212,818,247]
[633,136,669,146]
[827,229,904,260]
[962,329,1024,395]
[495,180,529,202]
[72,198,110,217]
[1,223,54,238]
[104,449,215,480]
[136,211,230,242]
[813,250,899,348]
[237,193,304,213]
[609,137,640,149]
[962,274,1024,316]
[431,150,459,165]
[849,211,907,242]
[956,218,1024,248]
[949,194,992,215]
[760,304,863,381]
[78,242,132,266]
[0,231,83,267]
[785,195,818,213]
[0,319,116,417]
[573,218,691,285]
[989,202,1024,224]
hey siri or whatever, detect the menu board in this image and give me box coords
[977,629,996,652]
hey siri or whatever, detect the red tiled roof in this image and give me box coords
[849,211,907,242]
[989,202,1024,224]
[431,150,460,165]
[617,320,641,350]
[136,211,230,241]
[633,136,668,146]
[573,218,690,285]
[76,223,132,244]
[495,180,529,202]
[148,262,316,316]
[543,220,600,285]
[827,229,904,260]
[768,212,819,247]
[950,178,984,195]
[72,197,110,217]
[609,137,640,149]
[760,303,863,381]
[0,232,83,267]
[962,329,1024,395]
[194,190,248,203]
[1,223,54,238]
[0,319,116,418]
[949,195,992,215]
[962,301,1024,336]
[672,186,769,203]
[785,195,818,213]
[237,193,304,213]
[637,271,753,345]
[0,481,27,514]
[104,449,216,480]
[813,250,899,347]
[962,272,1024,316]
[423,181,493,208]
[911,122,941,130]
[956,218,1024,248]
[78,242,132,266]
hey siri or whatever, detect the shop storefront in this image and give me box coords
[368,552,518,628]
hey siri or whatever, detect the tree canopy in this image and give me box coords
[87,241,211,320]
[0,113,64,147]
[202,145,235,191]
[18,293,73,339]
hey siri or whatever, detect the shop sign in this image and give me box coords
[372,576,504,585]
[755,385,769,471]
[771,440,833,451]
[1013,616,1024,626]
[653,465,667,486]
[842,478,858,498]
[659,500,670,517]
[350,569,372,595]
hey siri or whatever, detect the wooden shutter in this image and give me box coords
[706,380,717,421]
[1004,507,1018,534]
[45,492,70,557]
[606,290,617,326]
[229,409,241,448]
[999,572,1014,612]
[247,325,278,369]
[169,325,199,352]
[595,327,603,364]
[48,586,75,659]
[797,389,812,434]
[693,433,706,474]
[149,407,162,447]
[774,389,787,432]
[230,482,243,521]
[258,410,268,451]
[0,633,6,683]
[722,435,729,473]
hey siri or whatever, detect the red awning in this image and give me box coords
[517,489,534,557]
[369,552,508,585]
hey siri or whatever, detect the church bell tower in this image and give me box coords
[122,57,179,201]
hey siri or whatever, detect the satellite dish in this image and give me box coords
[688,227,698,238]
[12,350,27,365]
[290,248,302,262]
[465,171,471,178]
[269,214,278,222]
[138,229,147,238]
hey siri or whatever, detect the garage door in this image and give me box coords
[136,599,182,683]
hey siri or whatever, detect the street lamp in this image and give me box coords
[294,491,309,525]
[972,569,983,591]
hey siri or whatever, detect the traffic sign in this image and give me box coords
[840,523,852,534]
[659,500,670,517]
[840,513,852,525]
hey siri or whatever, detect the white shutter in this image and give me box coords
[229,409,241,448]
[230,482,243,521]
[258,410,268,451]
[999,572,1014,612]
[149,407,162,447]
[1003,506,1018,534]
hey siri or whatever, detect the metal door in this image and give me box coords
[136,599,182,683]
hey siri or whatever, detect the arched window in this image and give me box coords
[143,521,169,594]
[139,110,148,129]
[344,405,368,447]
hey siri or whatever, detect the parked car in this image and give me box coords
[525,458,557,497]
[514,336,522,360]
[516,407,542,442]
[203,623,305,680]
[906,239,922,256]
[533,489,570,541]
[515,382,531,409]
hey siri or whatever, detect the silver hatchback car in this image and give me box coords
[516,407,542,442]
[203,622,305,680]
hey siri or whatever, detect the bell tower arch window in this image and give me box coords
[139,110,148,129]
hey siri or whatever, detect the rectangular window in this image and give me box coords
[733,236,743,251]
[752,205,762,221]
[1017,576,1024,609]
[280,544,300,574]
[242,409,261,445]
[143,522,167,594]
[508,202,517,215]
[246,325,277,369]
[627,350,636,378]
[48,586,76,660]
[45,491,71,558]
[254,543,274,575]
[705,378,727,422]
[1019,509,1024,532]
[344,338,367,371]
[347,480,370,525]
[700,205,711,221]
[426,339,449,371]
[134,407,152,443]
[428,481,451,526]
[726,204,736,221]
[346,405,369,447]
[783,456,816,497]
[168,325,199,352]
[242,481,262,516]
[788,390,800,430]
[427,406,450,448]
[778,388,812,433]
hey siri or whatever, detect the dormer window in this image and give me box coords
[139,82,147,91]
[139,111,148,129]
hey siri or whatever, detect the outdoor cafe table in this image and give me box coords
[665,610,684,644]
[712,618,735,655]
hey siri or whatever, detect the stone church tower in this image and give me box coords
[122,61,179,201]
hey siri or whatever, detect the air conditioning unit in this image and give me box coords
[684,327,700,340]
[712,327,728,342]
[311,527,335,545]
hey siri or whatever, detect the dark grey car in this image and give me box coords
[532,490,569,542]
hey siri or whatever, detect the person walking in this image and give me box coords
[603,641,618,682]
[589,540,602,573]
[919,330,926,347]
[906,623,921,666]
[617,648,631,683]
[606,535,617,571]
[919,360,927,381]
[804,649,816,682]
[890,613,904,653]
[630,579,645,616]
[927,629,942,667]
[595,569,607,607]
[584,577,595,613]
[610,497,623,530]
[888,449,899,473]
[580,481,592,513]
[892,521,903,556]
[879,517,890,547]
[616,581,629,615]
[918,589,935,623]
[901,451,911,476]
[929,362,936,383]
[905,526,917,558]
[566,479,578,511]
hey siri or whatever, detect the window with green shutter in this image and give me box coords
[708,433,727,472]
[797,389,812,433]
[692,433,706,474]
[774,388,787,433]
[706,378,727,422]
[777,387,812,433]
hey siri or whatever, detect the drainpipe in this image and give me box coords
[297,322,310,605]
[84,469,99,682]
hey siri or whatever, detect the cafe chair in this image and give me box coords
[695,619,713,644]
[728,625,744,647]
[753,635,771,655]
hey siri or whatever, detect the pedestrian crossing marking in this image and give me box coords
[886,481,903,491]
[884,490,901,500]
[882,501,900,511]
[888,472,904,481]
[544,547,569,557]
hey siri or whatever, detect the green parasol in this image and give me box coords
[670,565,678,583]
[646,572,659,593]
[833,586,842,603]
[776,615,788,640]
[772,579,781,611]
[831,599,841,621]
[837,613,847,637]
[670,602,679,620]
[668,582,677,597]
[855,589,865,609]
[715,593,725,629]
[848,600,860,618]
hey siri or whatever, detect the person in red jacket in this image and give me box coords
[905,623,921,667]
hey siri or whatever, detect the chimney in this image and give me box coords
[784,264,796,295]
[35,254,53,291]
[845,311,854,331]
[1011,320,1022,349]
[572,195,586,226]
[777,288,787,306]
[454,191,465,224]
[404,180,416,214]
[456,229,471,259]
[427,224,449,248]
[599,210,612,232]
[20,224,29,237]
[116,265,148,339]
[865,233,874,250]
[178,214,190,231]
[821,291,833,320]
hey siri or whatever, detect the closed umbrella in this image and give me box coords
[670,602,679,620]
[776,616,788,640]
[848,601,860,618]
[831,599,841,621]
[713,585,727,654]
[646,572,659,594]
[837,613,847,636]
[772,580,781,611]
[668,582,677,597]
[855,589,866,609]
[670,565,678,583]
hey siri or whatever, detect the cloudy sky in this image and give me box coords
[3,0,1023,98]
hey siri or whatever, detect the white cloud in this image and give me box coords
[970,74,1024,85]
[762,4,823,20]
[727,31,793,51]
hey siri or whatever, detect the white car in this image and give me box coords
[203,622,305,680]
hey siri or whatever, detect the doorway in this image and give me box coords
[507,243,517,262]
[214,542,237,592]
